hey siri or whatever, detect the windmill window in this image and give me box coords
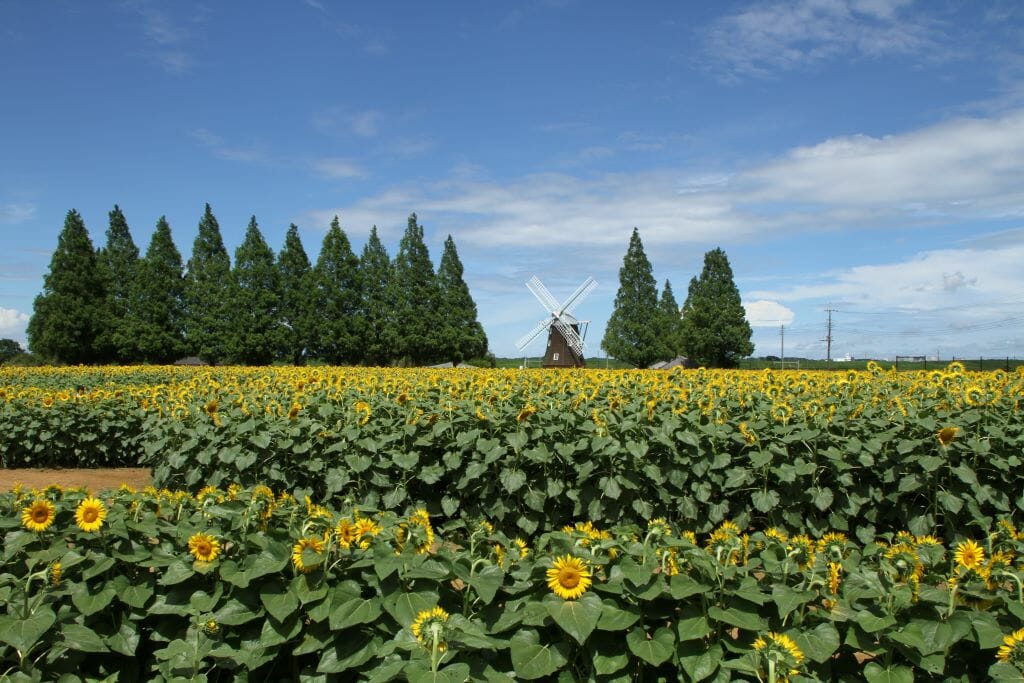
[552,353,559,361]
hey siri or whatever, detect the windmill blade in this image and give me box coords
[526,276,561,313]
[553,318,585,356]
[516,318,552,350]
[558,277,597,317]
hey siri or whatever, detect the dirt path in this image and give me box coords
[0,468,152,493]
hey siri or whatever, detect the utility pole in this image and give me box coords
[780,324,785,367]
[822,307,836,363]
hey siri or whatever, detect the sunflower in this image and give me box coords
[336,517,358,549]
[937,426,959,447]
[21,499,56,533]
[753,632,805,682]
[546,555,592,600]
[410,606,449,652]
[354,401,371,425]
[997,628,1024,670]
[953,539,985,570]
[287,402,301,419]
[827,562,842,595]
[188,532,222,563]
[292,536,325,573]
[50,561,62,586]
[516,403,537,422]
[74,497,107,533]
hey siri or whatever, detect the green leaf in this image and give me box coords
[676,606,711,642]
[329,595,381,631]
[0,609,56,653]
[707,604,767,632]
[261,584,300,623]
[509,629,570,680]
[888,619,951,655]
[678,640,724,682]
[544,592,602,644]
[856,609,897,633]
[670,573,711,600]
[771,584,816,620]
[317,632,377,674]
[470,563,504,605]
[863,662,915,683]
[596,601,640,632]
[626,626,675,666]
[969,610,1005,649]
[384,591,437,627]
[61,623,110,653]
[591,632,629,675]
[70,582,119,616]
[791,623,840,663]
[393,451,419,469]
[500,468,527,493]
[752,489,780,512]
[158,559,196,586]
[404,662,472,683]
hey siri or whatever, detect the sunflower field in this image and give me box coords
[2,362,1024,680]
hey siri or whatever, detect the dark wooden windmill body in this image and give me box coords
[516,276,596,368]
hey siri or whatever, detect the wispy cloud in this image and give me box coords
[351,111,379,138]
[125,2,201,75]
[334,21,393,56]
[703,0,941,79]
[0,203,36,224]
[188,128,265,163]
[312,157,365,179]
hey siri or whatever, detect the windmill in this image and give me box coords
[516,275,597,368]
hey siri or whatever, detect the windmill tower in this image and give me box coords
[516,275,596,368]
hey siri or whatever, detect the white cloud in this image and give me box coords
[312,158,364,179]
[704,0,939,79]
[745,300,795,326]
[743,111,1024,211]
[0,307,29,337]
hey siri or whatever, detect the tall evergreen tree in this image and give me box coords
[27,209,105,363]
[435,235,488,365]
[679,247,754,368]
[392,213,440,365]
[226,217,282,365]
[658,279,685,360]
[311,216,363,364]
[358,226,397,366]
[277,224,314,365]
[132,217,187,363]
[184,204,232,364]
[95,205,141,362]
[601,228,664,368]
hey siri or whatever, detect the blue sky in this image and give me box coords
[4,0,1024,362]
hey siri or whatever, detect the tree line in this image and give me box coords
[601,228,753,368]
[27,205,489,366]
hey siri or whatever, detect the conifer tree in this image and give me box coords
[132,217,187,363]
[311,216,363,364]
[601,228,664,368]
[658,279,684,360]
[392,213,440,365]
[95,205,140,362]
[184,204,232,364]
[435,235,488,365]
[358,226,397,366]
[679,247,754,368]
[226,217,282,365]
[277,224,314,365]
[27,209,105,363]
